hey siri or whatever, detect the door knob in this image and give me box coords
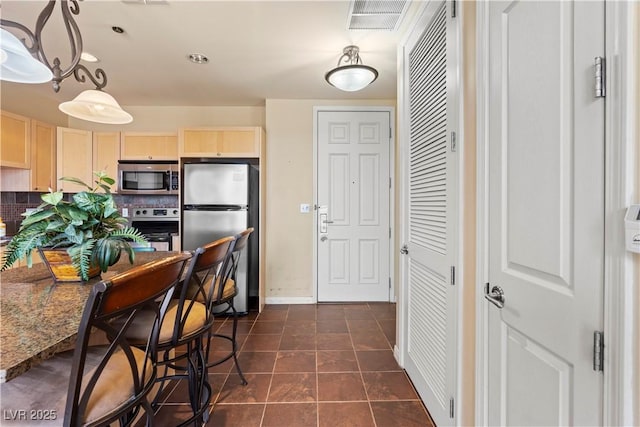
[320,236,327,242]
[484,284,505,309]
[400,244,408,255]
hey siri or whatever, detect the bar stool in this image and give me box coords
[206,228,254,385]
[65,252,191,426]
[123,237,235,425]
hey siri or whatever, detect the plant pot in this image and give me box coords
[38,248,101,282]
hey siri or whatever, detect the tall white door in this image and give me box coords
[317,110,391,302]
[401,1,457,425]
[486,1,605,425]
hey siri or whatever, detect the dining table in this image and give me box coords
[0,251,176,383]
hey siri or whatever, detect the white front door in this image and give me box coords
[486,1,605,425]
[317,110,391,302]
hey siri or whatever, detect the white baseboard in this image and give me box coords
[393,344,403,368]
[264,296,316,305]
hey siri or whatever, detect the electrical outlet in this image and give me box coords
[122,208,129,217]
[300,204,310,213]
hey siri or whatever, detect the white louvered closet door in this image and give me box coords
[403,1,457,426]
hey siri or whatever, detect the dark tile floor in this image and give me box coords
[152,303,435,426]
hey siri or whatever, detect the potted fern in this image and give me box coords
[0,172,147,281]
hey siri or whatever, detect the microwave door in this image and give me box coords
[120,170,172,194]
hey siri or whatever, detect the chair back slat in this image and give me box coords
[170,236,234,345]
[216,228,254,303]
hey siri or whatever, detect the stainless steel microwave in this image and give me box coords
[117,161,179,195]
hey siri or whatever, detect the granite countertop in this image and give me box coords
[0,251,173,383]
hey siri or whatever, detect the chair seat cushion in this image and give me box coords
[124,300,208,344]
[82,347,153,424]
[0,346,154,426]
[186,277,236,304]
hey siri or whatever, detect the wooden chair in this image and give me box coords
[123,236,235,426]
[64,252,191,426]
[206,228,254,385]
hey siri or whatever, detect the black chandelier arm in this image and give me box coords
[2,0,111,95]
[0,19,39,56]
[31,0,57,68]
[44,0,83,87]
[73,64,107,90]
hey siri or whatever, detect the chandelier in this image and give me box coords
[325,45,378,92]
[0,0,132,124]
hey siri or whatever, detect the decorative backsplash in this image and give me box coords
[0,191,178,236]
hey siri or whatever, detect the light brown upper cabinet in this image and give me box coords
[121,132,178,160]
[179,127,263,158]
[30,120,57,192]
[93,132,121,190]
[57,127,93,193]
[1,110,31,169]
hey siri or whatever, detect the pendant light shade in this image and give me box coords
[325,45,378,92]
[0,28,52,84]
[59,89,133,124]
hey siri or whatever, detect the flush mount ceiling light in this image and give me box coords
[80,51,99,63]
[325,45,378,92]
[0,0,132,124]
[188,53,209,64]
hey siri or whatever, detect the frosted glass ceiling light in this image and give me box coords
[59,90,133,124]
[325,45,378,92]
[1,0,132,124]
[0,28,52,83]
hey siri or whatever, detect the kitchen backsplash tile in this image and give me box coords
[0,192,178,236]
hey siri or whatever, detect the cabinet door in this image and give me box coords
[179,127,261,158]
[93,132,121,191]
[30,120,56,192]
[1,110,31,168]
[121,132,178,160]
[57,127,93,192]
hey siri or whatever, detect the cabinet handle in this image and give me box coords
[148,155,152,160]
[217,152,221,156]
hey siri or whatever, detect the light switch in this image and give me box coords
[122,208,129,217]
[300,204,310,213]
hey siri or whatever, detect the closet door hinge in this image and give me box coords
[450,266,456,285]
[451,131,457,152]
[593,331,604,371]
[594,57,605,98]
[449,397,455,418]
[451,0,457,18]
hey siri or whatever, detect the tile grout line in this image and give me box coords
[258,307,286,427]
[349,305,379,427]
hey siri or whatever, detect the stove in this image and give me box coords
[130,207,179,251]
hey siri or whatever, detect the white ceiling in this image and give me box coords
[1,0,421,108]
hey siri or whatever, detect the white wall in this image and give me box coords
[264,99,396,301]
[69,105,265,131]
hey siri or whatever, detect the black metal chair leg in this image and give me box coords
[230,304,248,385]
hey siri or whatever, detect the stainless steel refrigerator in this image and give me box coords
[181,161,259,314]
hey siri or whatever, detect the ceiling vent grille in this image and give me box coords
[347,0,409,31]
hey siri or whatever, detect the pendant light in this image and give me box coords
[59,90,133,124]
[0,28,53,83]
[325,45,378,92]
[0,0,132,124]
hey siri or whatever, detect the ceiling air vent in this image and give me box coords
[347,0,409,31]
